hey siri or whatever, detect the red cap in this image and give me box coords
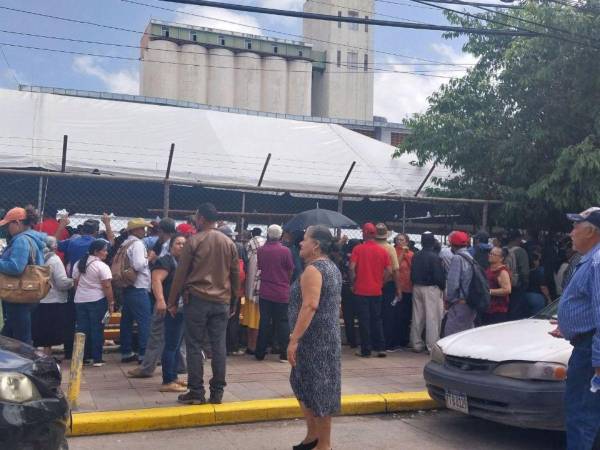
[362,222,377,237]
[0,207,27,226]
[176,223,196,235]
[448,230,470,247]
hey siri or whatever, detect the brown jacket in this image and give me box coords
[168,228,240,305]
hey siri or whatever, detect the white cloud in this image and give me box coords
[0,68,20,88]
[173,5,264,35]
[373,43,478,123]
[72,56,139,94]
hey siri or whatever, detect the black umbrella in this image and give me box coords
[283,208,358,232]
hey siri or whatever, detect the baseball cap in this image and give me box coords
[218,225,237,239]
[176,223,196,235]
[362,223,376,238]
[0,207,26,226]
[267,224,283,240]
[448,230,470,247]
[567,207,600,228]
[127,218,153,231]
[375,223,389,240]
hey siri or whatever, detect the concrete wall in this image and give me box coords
[208,48,235,108]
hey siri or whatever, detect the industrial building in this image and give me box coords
[140,0,375,122]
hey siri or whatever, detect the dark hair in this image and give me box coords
[169,233,186,249]
[307,225,338,259]
[395,233,410,244]
[81,219,100,235]
[23,205,40,227]
[251,227,262,237]
[197,203,218,222]
[158,218,177,234]
[77,239,108,274]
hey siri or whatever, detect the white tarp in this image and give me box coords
[0,89,445,196]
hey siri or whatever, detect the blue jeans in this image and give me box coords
[1,302,33,345]
[120,287,152,358]
[565,335,600,450]
[75,298,108,362]
[161,311,184,384]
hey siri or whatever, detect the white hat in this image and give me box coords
[267,224,283,240]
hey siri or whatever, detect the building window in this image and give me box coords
[273,46,278,54]
[190,31,197,42]
[245,39,252,50]
[347,52,358,71]
[391,132,406,147]
[365,16,369,32]
[364,54,369,72]
[298,50,303,57]
[161,26,169,38]
[219,36,226,46]
[338,11,342,28]
[336,50,341,67]
[348,10,359,31]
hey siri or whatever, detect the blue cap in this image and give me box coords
[567,207,600,228]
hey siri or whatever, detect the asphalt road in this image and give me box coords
[69,410,565,450]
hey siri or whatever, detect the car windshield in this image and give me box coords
[533,299,559,320]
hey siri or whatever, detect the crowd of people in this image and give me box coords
[0,202,591,450]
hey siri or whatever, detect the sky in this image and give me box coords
[0,0,507,122]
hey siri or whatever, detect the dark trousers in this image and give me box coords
[1,302,33,345]
[184,297,229,397]
[481,312,509,326]
[565,336,600,450]
[75,298,108,363]
[382,282,399,350]
[397,292,413,347]
[508,288,529,320]
[162,311,184,385]
[226,300,241,353]
[63,290,76,358]
[120,287,152,358]
[341,284,358,347]
[355,295,385,355]
[256,298,289,360]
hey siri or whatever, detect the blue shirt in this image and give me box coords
[58,235,95,275]
[558,242,600,366]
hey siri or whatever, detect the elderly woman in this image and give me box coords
[32,236,74,356]
[287,225,342,450]
[482,246,512,325]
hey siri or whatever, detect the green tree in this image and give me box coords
[396,2,600,229]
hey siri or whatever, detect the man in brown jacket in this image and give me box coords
[168,203,240,405]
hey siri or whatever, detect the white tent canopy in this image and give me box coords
[0,89,444,196]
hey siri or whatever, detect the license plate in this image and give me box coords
[445,390,469,414]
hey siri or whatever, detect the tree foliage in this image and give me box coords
[396,2,600,229]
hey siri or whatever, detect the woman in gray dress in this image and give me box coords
[287,225,342,450]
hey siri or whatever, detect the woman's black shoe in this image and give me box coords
[293,439,318,450]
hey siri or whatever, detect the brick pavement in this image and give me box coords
[61,347,429,412]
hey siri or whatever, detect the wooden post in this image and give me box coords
[67,332,86,409]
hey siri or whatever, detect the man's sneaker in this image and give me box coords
[354,351,371,358]
[92,360,106,367]
[159,382,187,393]
[209,392,223,404]
[177,391,206,405]
[121,353,138,363]
[377,352,387,358]
[127,367,152,378]
[83,359,94,366]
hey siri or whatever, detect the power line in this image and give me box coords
[122,0,475,67]
[0,45,19,86]
[391,0,522,8]
[0,4,475,69]
[156,0,535,36]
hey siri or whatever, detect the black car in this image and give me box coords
[0,335,70,450]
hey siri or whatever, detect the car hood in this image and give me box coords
[0,336,61,390]
[437,319,573,364]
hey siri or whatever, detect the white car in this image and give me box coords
[424,302,571,430]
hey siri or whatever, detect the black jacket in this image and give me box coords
[410,248,446,291]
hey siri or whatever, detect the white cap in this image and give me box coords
[267,224,283,240]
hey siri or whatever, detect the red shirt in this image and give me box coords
[35,218,69,262]
[351,240,391,296]
[485,265,511,314]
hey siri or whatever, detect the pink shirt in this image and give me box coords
[257,241,294,303]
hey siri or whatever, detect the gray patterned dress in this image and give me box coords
[288,258,342,417]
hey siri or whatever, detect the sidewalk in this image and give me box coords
[62,346,429,412]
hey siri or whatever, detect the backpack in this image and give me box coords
[457,253,491,314]
[111,241,137,288]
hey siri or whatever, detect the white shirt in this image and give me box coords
[125,235,151,290]
[41,253,74,304]
[73,256,112,303]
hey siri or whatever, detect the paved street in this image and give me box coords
[69,410,565,450]
[62,346,428,412]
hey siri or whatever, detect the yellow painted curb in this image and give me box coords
[68,390,437,437]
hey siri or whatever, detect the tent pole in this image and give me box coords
[61,135,68,172]
[258,153,271,187]
[240,192,246,235]
[482,202,489,231]
[37,176,44,213]
[402,202,406,234]
[163,143,175,218]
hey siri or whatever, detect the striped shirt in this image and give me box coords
[558,242,600,366]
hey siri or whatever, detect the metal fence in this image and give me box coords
[0,168,498,242]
